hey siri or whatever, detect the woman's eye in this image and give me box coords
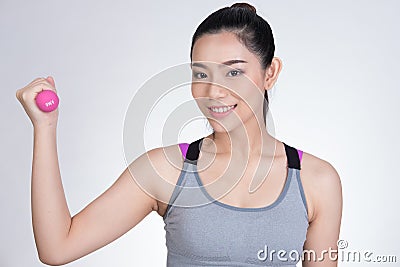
[193,72,208,79]
[227,69,242,77]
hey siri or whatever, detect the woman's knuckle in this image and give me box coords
[20,94,26,102]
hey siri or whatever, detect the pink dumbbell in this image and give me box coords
[35,90,59,112]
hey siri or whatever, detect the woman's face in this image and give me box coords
[191,31,270,134]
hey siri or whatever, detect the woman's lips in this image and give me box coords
[208,104,237,118]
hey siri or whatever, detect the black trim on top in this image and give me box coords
[283,142,301,170]
[184,138,301,170]
[184,137,203,164]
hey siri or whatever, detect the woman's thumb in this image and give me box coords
[46,76,56,88]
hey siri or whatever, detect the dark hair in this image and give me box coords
[190,2,275,126]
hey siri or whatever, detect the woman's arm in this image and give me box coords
[32,127,159,265]
[301,155,343,267]
[16,77,172,265]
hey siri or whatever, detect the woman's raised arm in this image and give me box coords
[16,77,172,265]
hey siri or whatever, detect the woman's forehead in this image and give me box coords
[192,32,256,64]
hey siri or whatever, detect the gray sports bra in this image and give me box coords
[163,137,309,266]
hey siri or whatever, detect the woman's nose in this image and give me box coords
[207,81,229,99]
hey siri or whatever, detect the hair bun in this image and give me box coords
[230,2,257,13]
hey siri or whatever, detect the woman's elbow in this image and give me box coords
[38,250,70,266]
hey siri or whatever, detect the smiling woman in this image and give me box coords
[15,2,342,267]
[160,2,342,267]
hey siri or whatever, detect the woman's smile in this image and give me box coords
[208,104,237,118]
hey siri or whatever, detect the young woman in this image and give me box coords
[16,2,342,266]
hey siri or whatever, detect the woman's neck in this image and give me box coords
[205,115,277,159]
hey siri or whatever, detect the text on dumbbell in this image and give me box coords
[45,100,55,107]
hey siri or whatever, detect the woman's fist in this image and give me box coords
[16,76,59,128]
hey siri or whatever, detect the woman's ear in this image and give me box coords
[264,57,282,90]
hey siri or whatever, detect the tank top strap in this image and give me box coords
[282,142,302,170]
[180,137,204,165]
[282,142,308,216]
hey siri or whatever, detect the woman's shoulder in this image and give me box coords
[131,144,185,213]
[139,143,185,181]
[299,150,342,222]
[143,143,185,167]
[301,151,340,182]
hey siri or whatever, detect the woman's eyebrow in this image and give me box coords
[191,59,248,69]
[221,59,248,66]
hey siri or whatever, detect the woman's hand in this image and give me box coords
[16,76,59,128]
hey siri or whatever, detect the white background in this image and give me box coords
[1,0,399,266]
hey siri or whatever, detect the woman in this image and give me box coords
[16,2,342,266]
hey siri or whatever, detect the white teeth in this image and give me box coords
[210,105,235,113]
